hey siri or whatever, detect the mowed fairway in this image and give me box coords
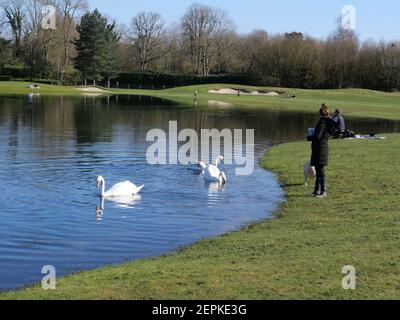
[1,81,400,120]
[2,134,400,299]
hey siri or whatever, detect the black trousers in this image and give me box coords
[315,165,326,181]
[314,165,327,193]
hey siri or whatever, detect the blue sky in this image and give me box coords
[88,0,400,41]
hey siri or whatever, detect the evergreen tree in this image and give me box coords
[73,9,109,85]
[103,22,121,88]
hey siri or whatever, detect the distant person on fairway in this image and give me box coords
[310,103,336,198]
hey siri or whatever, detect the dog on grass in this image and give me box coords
[304,161,316,186]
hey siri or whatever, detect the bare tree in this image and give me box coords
[0,0,25,58]
[130,11,165,72]
[23,0,44,72]
[23,0,64,72]
[181,3,232,75]
[57,0,88,68]
[240,30,268,73]
[322,17,359,88]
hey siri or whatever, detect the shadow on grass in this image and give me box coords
[284,183,306,187]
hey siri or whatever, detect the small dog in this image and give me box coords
[304,161,316,185]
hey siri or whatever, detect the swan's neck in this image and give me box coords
[100,179,105,196]
[215,157,222,166]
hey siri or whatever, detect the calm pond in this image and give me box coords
[0,94,398,290]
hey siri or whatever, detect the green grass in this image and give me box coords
[1,81,400,120]
[0,81,81,95]
[3,134,400,300]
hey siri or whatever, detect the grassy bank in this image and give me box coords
[3,134,400,300]
[1,81,400,120]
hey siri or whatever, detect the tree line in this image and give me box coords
[1,1,400,91]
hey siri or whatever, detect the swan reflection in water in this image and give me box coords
[96,195,142,220]
[205,181,226,208]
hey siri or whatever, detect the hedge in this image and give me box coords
[0,65,56,80]
[0,65,30,78]
[1,66,265,88]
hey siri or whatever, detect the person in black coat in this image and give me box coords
[311,103,335,198]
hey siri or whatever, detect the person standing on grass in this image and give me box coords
[310,103,336,198]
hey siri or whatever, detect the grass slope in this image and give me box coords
[3,134,400,300]
[1,81,400,120]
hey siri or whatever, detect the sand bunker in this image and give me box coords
[76,87,112,94]
[208,88,281,96]
[208,88,248,94]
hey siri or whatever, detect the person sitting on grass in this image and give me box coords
[332,109,346,136]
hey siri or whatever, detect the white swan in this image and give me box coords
[96,176,144,197]
[199,156,227,184]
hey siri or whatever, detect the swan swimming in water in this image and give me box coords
[199,156,227,184]
[96,176,144,197]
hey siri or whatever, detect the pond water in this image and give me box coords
[0,94,398,291]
